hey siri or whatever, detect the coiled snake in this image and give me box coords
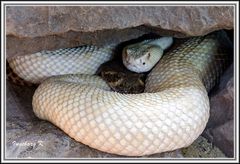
[8,31,231,156]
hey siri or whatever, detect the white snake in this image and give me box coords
[8,32,230,156]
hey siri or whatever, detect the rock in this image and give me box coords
[181,136,226,158]
[201,64,234,157]
[211,120,234,157]
[6,6,233,58]
[207,64,234,128]
[6,28,148,59]
[6,6,233,37]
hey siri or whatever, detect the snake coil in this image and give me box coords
[8,31,232,156]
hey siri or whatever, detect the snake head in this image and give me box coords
[122,44,164,73]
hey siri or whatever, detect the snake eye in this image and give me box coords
[143,62,145,65]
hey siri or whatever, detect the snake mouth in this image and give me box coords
[122,51,139,72]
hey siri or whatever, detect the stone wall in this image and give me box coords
[6,6,233,58]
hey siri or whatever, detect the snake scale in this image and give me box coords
[8,31,231,156]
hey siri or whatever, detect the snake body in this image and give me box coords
[8,32,231,156]
[8,45,114,84]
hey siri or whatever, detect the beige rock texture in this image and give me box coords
[6,6,233,58]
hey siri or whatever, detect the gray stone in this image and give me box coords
[6,28,148,59]
[202,64,234,158]
[6,6,233,58]
[6,6,233,37]
[211,120,234,157]
[181,136,226,158]
[207,64,234,128]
